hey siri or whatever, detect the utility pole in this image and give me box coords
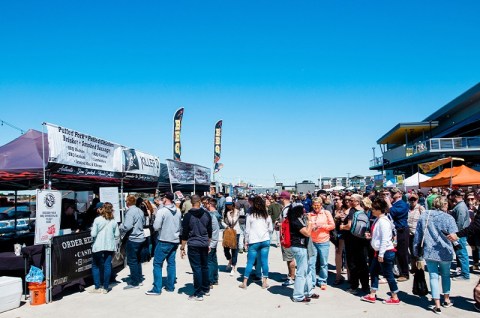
[347,172,351,187]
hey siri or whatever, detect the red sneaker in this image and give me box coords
[360,295,376,303]
[383,298,400,305]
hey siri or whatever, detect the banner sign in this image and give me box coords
[123,149,161,182]
[213,120,223,174]
[173,108,184,161]
[46,123,123,178]
[165,159,211,185]
[194,165,211,185]
[374,174,384,188]
[52,231,125,286]
[396,174,405,185]
[166,159,194,184]
[99,187,121,223]
[35,189,62,245]
[214,162,224,174]
[418,157,464,173]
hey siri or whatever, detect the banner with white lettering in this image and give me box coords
[173,108,184,161]
[123,149,161,183]
[35,189,62,245]
[51,231,125,286]
[46,123,123,178]
[213,120,223,174]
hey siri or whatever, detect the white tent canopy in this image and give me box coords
[384,180,395,187]
[404,172,431,187]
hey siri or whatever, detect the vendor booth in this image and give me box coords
[419,165,480,187]
[0,123,161,304]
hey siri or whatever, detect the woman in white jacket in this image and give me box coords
[361,198,401,305]
[239,196,273,289]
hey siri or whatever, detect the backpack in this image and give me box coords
[280,218,291,248]
[350,210,370,238]
[386,213,398,246]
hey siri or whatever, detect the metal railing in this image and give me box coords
[369,136,480,168]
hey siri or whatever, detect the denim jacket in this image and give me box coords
[413,210,458,262]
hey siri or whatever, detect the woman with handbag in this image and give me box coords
[413,196,458,314]
[90,202,120,294]
[222,201,241,276]
[239,196,273,289]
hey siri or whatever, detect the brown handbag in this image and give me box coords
[222,214,238,249]
[222,227,237,249]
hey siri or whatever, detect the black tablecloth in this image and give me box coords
[0,251,25,271]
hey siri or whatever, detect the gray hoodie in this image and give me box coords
[154,204,182,243]
[120,206,145,243]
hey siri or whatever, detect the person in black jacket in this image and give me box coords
[180,195,212,301]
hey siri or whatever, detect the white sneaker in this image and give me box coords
[393,265,400,277]
[230,269,236,276]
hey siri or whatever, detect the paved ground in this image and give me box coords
[3,240,480,318]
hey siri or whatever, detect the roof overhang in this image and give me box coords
[377,121,439,145]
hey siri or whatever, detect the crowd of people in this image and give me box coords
[86,187,480,313]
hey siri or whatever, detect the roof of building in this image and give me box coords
[376,82,480,145]
[424,82,480,122]
[376,121,439,144]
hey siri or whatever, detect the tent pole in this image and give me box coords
[417,166,420,189]
[14,190,18,235]
[449,157,453,189]
[42,123,46,188]
[193,168,196,195]
[121,178,124,223]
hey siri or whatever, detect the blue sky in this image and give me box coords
[1,1,479,186]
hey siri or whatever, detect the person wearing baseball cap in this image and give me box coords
[146,192,182,295]
[386,188,410,282]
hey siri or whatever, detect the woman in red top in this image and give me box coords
[310,198,335,289]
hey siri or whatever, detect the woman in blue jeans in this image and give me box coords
[414,196,458,314]
[288,205,317,303]
[90,202,120,294]
[309,198,335,289]
[361,198,400,304]
[239,196,273,289]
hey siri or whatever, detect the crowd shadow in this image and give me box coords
[449,295,476,312]
[268,285,292,298]
[177,283,194,295]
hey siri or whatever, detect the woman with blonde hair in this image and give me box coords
[310,198,335,289]
[414,196,458,314]
[90,202,120,293]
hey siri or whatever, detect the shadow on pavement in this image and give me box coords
[177,283,194,295]
[268,285,292,298]
[268,271,287,283]
[450,295,476,312]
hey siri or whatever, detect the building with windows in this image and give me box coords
[370,83,480,179]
